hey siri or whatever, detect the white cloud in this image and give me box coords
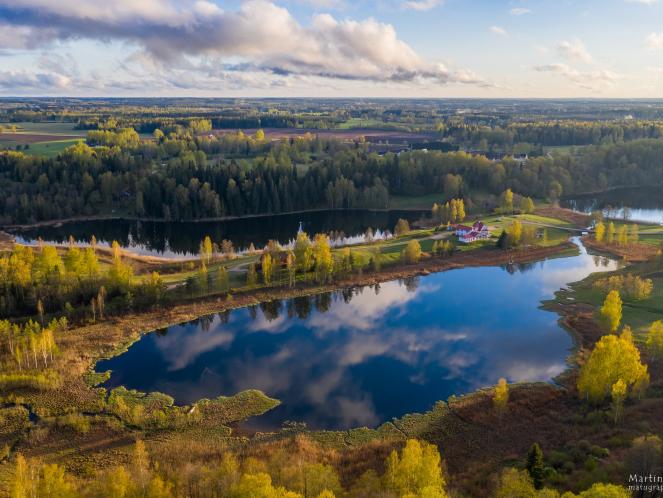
[490,26,508,36]
[626,0,657,4]
[556,39,593,63]
[401,0,443,10]
[646,32,663,49]
[510,7,531,15]
[0,0,488,90]
[0,70,71,90]
[533,63,620,90]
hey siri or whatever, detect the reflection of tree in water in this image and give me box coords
[400,276,420,293]
[288,296,312,319]
[501,261,537,274]
[217,310,230,324]
[199,314,215,331]
[260,300,283,321]
[315,292,332,313]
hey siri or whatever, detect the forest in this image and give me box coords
[3,119,663,224]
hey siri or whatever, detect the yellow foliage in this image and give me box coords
[599,289,622,333]
[578,331,649,404]
[493,378,509,412]
[384,439,448,498]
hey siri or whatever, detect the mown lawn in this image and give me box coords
[26,139,84,157]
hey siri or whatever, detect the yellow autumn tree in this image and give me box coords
[383,439,448,498]
[578,330,649,404]
[599,289,622,333]
[262,253,274,285]
[611,379,627,423]
[594,222,605,243]
[493,378,509,413]
[607,222,616,244]
[646,320,663,361]
[402,240,422,264]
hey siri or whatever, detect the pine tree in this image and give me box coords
[526,443,544,489]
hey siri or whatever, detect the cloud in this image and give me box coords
[510,7,531,15]
[490,26,508,36]
[0,0,486,89]
[401,0,443,10]
[0,70,71,90]
[626,0,657,4]
[556,39,592,63]
[646,32,663,50]
[533,63,620,90]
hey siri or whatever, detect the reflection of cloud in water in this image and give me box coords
[307,281,437,333]
[153,318,234,371]
[103,242,620,429]
[536,254,618,295]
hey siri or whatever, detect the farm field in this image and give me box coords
[0,122,86,156]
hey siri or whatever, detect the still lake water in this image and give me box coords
[9,210,426,258]
[562,186,663,224]
[96,240,618,430]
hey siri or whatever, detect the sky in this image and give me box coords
[0,0,662,97]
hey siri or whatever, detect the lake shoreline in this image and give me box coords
[0,205,430,231]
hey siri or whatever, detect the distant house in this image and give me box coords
[456,221,491,244]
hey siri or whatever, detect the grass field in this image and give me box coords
[336,118,387,129]
[2,121,86,136]
[25,139,83,157]
[0,121,86,157]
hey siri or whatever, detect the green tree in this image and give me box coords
[520,196,535,214]
[526,443,545,490]
[247,264,258,287]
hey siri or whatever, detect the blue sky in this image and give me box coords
[0,0,662,97]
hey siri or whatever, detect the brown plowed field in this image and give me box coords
[0,133,80,143]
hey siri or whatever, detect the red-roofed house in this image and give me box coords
[458,221,490,243]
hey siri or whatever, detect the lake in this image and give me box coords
[8,209,426,258]
[96,240,618,431]
[562,186,663,224]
